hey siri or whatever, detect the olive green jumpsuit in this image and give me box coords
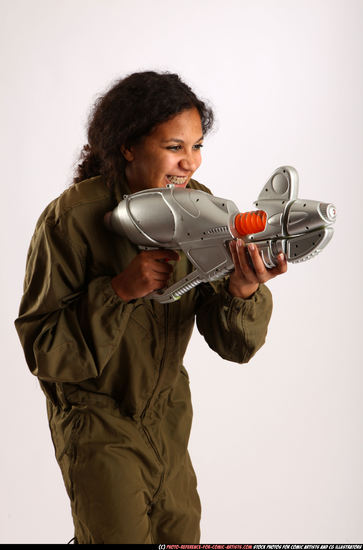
[15,175,273,544]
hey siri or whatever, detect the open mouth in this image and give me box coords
[166,175,188,186]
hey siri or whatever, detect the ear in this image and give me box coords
[121,145,134,162]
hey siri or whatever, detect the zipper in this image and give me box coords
[140,421,164,500]
[139,303,169,496]
[140,302,169,422]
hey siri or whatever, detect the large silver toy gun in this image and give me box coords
[107,166,336,304]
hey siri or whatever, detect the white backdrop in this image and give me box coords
[1,0,362,544]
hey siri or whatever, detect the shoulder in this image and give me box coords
[35,176,115,229]
[60,175,110,207]
[49,176,112,222]
[32,176,116,252]
[187,178,212,195]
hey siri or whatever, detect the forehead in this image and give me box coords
[151,107,203,140]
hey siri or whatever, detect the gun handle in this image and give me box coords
[146,270,203,304]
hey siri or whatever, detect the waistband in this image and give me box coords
[54,383,134,419]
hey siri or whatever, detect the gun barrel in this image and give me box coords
[234,210,267,236]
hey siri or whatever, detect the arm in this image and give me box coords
[15,218,136,383]
[195,238,287,363]
[195,278,273,364]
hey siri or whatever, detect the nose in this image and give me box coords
[179,149,200,172]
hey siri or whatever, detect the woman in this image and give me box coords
[15,71,287,544]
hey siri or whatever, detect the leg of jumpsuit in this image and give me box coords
[149,450,201,543]
[47,397,201,543]
[142,366,201,543]
[48,399,158,543]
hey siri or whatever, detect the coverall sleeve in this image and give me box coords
[195,278,273,364]
[15,219,135,383]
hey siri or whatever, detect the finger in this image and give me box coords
[247,243,269,280]
[143,269,171,290]
[150,267,174,288]
[152,274,170,285]
[236,240,257,282]
[254,251,288,279]
[145,249,180,262]
[229,241,242,275]
[151,261,174,275]
[268,253,288,276]
[277,252,288,272]
[136,257,172,284]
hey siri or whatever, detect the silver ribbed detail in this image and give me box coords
[290,249,321,263]
[173,277,203,297]
[207,226,229,234]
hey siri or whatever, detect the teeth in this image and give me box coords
[166,175,187,185]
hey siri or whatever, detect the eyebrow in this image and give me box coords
[161,136,204,144]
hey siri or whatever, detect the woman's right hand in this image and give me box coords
[111,249,180,302]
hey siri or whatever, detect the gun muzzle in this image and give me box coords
[234,210,267,236]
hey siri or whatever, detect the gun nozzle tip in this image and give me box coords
[327,204,337,221]
[320,203,337,222]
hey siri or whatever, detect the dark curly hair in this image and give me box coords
[73,71,214,187]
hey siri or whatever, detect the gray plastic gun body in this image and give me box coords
[107,166,336,303]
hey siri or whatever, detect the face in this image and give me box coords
[122,107,203,193]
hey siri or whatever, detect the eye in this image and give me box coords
[166,145,182,151]
[193,143,204,150]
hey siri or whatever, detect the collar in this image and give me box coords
[112,170,132,204]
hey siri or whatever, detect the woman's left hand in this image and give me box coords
[228,239,287,299]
